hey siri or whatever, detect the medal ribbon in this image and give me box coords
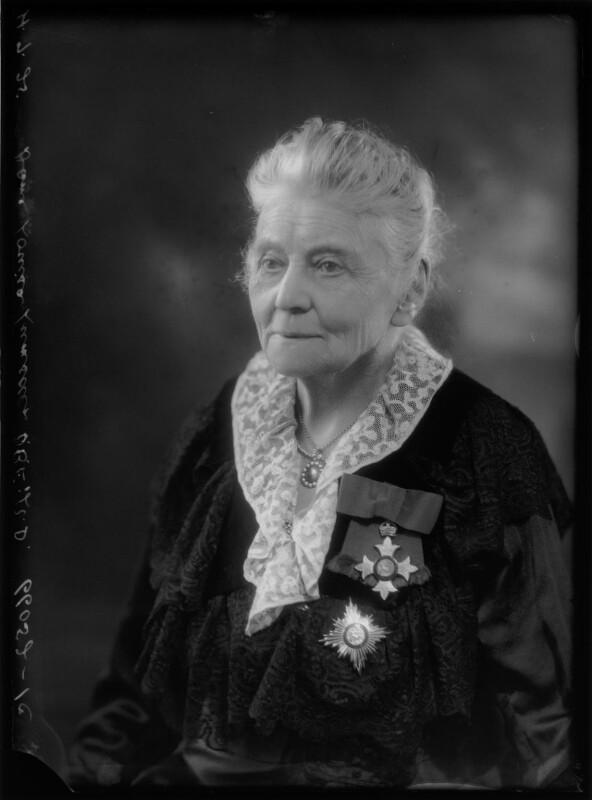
[336,474,443,533]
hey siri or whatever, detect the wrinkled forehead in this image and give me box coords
[253,188,377,256]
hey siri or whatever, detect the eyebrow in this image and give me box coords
[307,246,352,260]
[251,239,353,260]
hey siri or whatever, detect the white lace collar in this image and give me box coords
[231,326,453,635]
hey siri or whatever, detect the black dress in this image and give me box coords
[68,369,573,789]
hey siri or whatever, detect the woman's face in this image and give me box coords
[247,190,407,380]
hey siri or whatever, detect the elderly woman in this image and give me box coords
[69,118,573,789]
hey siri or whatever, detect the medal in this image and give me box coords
[355,535,418,600]
[330,476,441,593]
[321,599,388,673]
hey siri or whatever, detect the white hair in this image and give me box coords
[244,117,448,289]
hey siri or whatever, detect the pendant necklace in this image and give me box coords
[296,409,358,489]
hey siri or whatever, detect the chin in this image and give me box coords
[268,356,318,379]
[271,355,350,381]
[265,346,325,379]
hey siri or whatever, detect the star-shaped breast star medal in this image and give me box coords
[355,536,418,600]
[321,600,388,673]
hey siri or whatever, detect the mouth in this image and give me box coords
[271,332,320,339]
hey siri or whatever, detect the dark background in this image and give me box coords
[18,10,577,771]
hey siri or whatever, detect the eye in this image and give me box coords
[316,259,344,276]
[259,255,284,272]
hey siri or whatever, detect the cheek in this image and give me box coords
[323,294,378,338]
[348,318,380,351]
[325,294,393,350]
[248,287,269,329]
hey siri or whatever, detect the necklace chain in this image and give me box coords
[296,409,357,454]
[296,441,318,461]
[295,408,358,488]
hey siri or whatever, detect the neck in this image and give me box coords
[296,329,405,447]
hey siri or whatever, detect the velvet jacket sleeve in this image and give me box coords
[67,555,180,786]
[475,513,572,788]
[414,513,573,790]
[66,397,224,788]
[410,373,574,789]
[469,395,573,788]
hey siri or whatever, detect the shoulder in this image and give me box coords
[149,378,237,517]
[448,370,555,474]
[424,367,560,485]
[147,378,239,577]
[415,368,571,537]
[411,368,545,465]
[433,368,531,426]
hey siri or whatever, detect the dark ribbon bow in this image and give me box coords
[336,474,443,535]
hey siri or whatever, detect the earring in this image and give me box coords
[392,301,418,326]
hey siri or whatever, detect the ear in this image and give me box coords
[391,260,430,327]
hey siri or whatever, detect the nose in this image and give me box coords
[274,262,311,312]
